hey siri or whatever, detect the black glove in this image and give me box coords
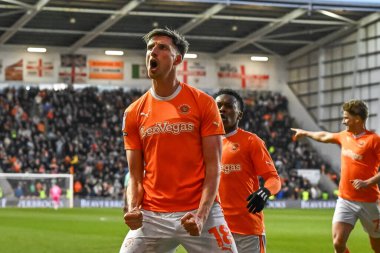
[246,187,271,213]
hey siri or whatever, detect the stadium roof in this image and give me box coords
[0,0,380,60]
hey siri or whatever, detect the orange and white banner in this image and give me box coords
[89,60,124,80]
[5,59,23,81]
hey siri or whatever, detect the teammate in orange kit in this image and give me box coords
[292,100,380,253]
[119,28,237,253]
[215,89,281,253]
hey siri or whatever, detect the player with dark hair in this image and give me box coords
[215,88,281,253]
[143,28,189,60]
[292,99,380,253]
[120,28,237,253]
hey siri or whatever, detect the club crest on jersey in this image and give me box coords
[230,143,240,152]
[178,104,191,114]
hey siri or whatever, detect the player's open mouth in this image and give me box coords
[150,59,158,70]
[220,114,227,121]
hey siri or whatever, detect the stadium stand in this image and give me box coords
[0,86,338,199]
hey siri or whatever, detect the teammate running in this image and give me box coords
[292,99,380,253]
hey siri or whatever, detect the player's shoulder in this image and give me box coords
[237,128,253,137]
[366,130,380,142]
[181,82,214,102]
[334,130,347,138]
[238,128,259,138]
[366,130,379,137]
[238,128,263,143]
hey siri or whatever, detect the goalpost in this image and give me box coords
[0,173,74,208]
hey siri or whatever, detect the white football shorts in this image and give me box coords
[232,233,266,253]
[333,197,380,238]
[119,203,238,253]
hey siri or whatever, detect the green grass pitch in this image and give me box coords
[0,208,370,253]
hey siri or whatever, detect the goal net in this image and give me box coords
[0,173,73,208]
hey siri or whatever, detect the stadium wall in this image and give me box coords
[0,47,343,170]
[0,48,285,91]
[285,18,380,173]
[287,19,380,134]
[0,45,355,172]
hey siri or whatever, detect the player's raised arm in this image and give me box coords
[123,149,144,230]
[291,128,335,143]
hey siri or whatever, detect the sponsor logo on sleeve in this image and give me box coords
[140,109,150,118]
[140,112,149,117]
[213,121,220,127]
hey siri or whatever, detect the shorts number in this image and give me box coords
[208,225,233,251]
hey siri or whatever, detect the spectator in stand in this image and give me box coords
[74,180,82,195]
[0,86,138,198]
[0,86,332,200]
[15,182,24,198]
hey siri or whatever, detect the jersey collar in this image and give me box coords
[223,129,238,138]
[149,83,182,101]
[352,130,367,139]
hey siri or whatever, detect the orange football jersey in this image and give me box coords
[122,82,224,212]
[219,128,280,235]
[332,130,380,202]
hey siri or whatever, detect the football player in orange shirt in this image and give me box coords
[119,28,237,253]
[292,100,380,253]
[215,89,281,253]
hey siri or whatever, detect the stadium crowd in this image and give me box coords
[0,86,338,200]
